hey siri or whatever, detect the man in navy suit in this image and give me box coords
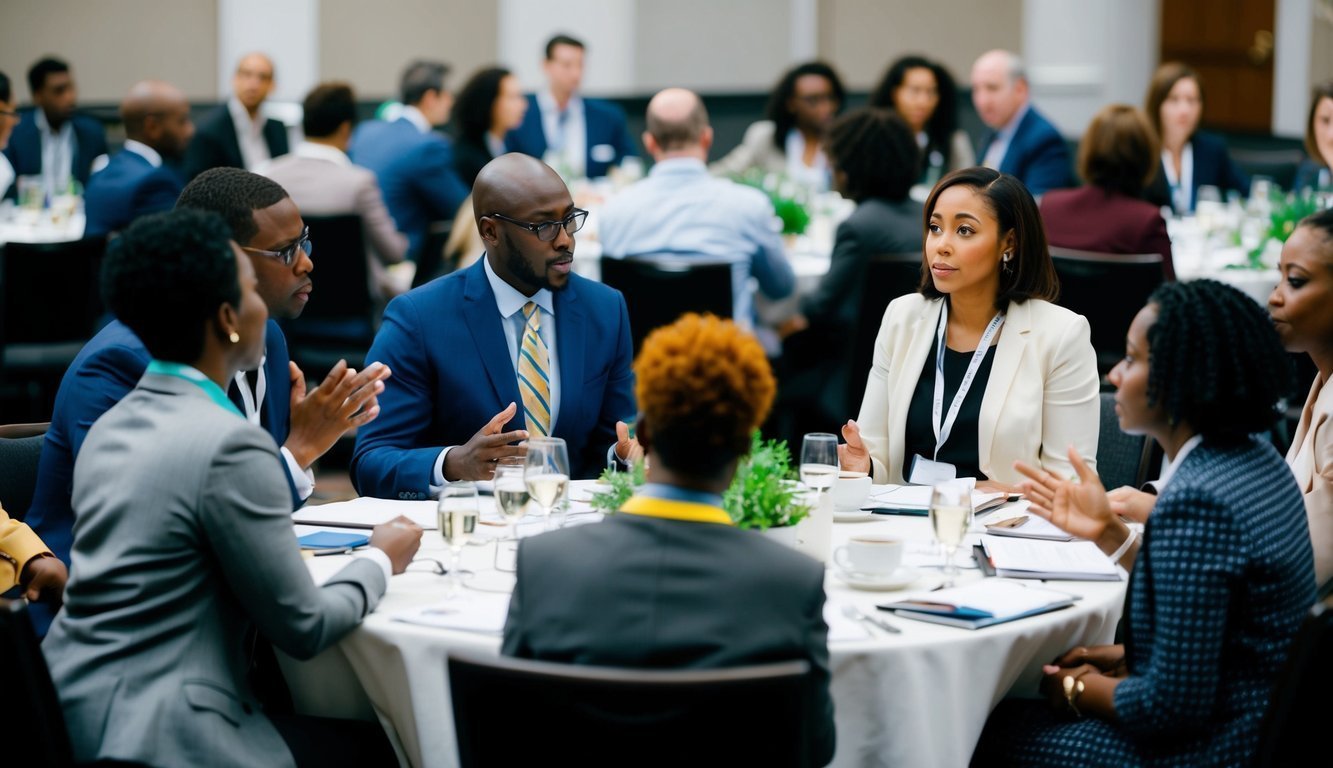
[27,168,390,635]
[506,34,638,180]
[971,50,1074,197]
[348,60,468,263]
[184,53,291,180]
[352,153,638,500]
[2,57,107,198]
[82,80,194,236]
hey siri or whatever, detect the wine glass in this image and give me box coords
[524,437,570,528]
[929,481,973,587]
[800,433,839,494]
[438,482,479,595]
[492,457,528,571]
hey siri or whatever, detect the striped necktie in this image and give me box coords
[517,302,551,436]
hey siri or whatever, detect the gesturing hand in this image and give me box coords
[443,402,529,481]
[838,419,871,475]
[614,420,643,464]
[1107,486,1157,523]
[286,360,392,469]
[1014,447,1115,543]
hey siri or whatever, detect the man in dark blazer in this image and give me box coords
[351,153,637,499]
[349,60,469,262]
[184,53,290,180]
[971,50,1073,196]
[2,57,107,196]
[82,80,193,236]
[505,34,637,179]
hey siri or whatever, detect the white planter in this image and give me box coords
[757,492,833,564]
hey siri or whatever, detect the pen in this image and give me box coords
[309,547,355,557]
[986,515,1029,530]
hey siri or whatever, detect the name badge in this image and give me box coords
[909,455,957,485]
[590,143,617,163]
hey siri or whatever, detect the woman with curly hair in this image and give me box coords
[501,313,835,766]
[868,55,974,189]
[975,279,1316,767]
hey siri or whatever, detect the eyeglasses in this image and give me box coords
[241,226,312,266]
[488,209,588,242]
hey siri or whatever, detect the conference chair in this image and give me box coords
[846,252,922,412]
[1094,392,1155,491]
[0,422,48,521]
[0,599,75,767]
[283,215,376,377]
[599,254,735,354]
[448,651,814,768]
[1253,598,1333,767]
[1049,247,1164,377]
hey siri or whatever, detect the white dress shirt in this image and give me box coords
[401,105,434,134]
[228,96,272,171]
[232,360,316,501]
[35,109,75,198]
[537,89,586,179]
[1160,143,1196,215]
[783,128,830,192]
[121,139,163,167]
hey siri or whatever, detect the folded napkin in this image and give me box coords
[823,603,872,642]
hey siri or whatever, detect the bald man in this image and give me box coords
[84,80,195,236]
[970,49,1073,196]
[599,88,793,338]
[185,52,290,180]
[352,153,638,499]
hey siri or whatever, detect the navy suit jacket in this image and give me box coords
[348,117,469,261]
[83,150,184,236]
[979,106,1074,196]
[183,103,290,181]
[351,257,636,499]
[506,95,637,179]
[1145,130,1249,213]
[2,110,108,190]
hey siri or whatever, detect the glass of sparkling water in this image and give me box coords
[438,482,479,594]
[930,481,973,586]
[492,457,528,571]
[524,437,570,528]
[800,433,840,494]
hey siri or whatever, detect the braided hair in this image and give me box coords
[1146,279,1293,440]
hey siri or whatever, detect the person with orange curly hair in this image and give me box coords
[501,314,836,766]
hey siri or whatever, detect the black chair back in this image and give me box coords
[847,252,922,412]
[1050,248,1163,376]
[0,237,106,348]
[448,651,813,768]
[1094,392,1154,490]
[0,599,74,767]
[0,423,47,521]
[1254,600,1333,767]
[284,215,375,375]
[600,254,735,354]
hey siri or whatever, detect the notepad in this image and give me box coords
[297,531,370,550]
[981,536,1121,581]
[292,497,438,530]
[867,485,1017,515]
[981,503,1077,542]
[879,580,1078,629]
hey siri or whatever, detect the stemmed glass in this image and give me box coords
[524,437,570,528]
[492,457,529,571]
[438,482,479,595]
[929,480,973,587]
[800,433,839,494]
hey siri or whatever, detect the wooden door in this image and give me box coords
[1160,0,1275,133]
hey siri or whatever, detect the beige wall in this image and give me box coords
[0,0,218,103]
[319,0,499,101]
[635,0,793,92]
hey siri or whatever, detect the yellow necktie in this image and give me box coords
[517,302,551,436]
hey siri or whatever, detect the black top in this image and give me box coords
[902,336,996,481]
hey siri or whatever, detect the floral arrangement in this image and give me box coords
[1233,189,1322,270]
[731,170,812,235]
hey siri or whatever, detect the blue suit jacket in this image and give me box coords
[979,106,1074,196]
[2,110,108,190]
[351,257,636,499]
[506,95,638,179]
[1146,130,1250,213]
[83,149,184,236]
[347,118,469,261]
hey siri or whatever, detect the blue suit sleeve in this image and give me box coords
[612,108,638,160]
[69,345,149,457]
[409,139,468,222]
[134,170,184,219]
[582,292,636,475]
[1021,132,1074,197]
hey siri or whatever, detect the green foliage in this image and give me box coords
[589,459,645,513]
[1233,189,1322,270]
[730,169,812,235]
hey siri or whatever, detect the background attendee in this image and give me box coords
[506,34,637,180]
[0,71,19,196]
[43,209,421,767]
[869,55,974,189]
[185,52,290,180]
[261,82,407,310]
[980,279,1313,767]
[1041,104,1174,279]
[349,59,469,263]
[452,66,528,188]
[1294,80,1333,191]
[712,61,844,192]
[2,57,107,198]
[599,88,794,337]
[838,167,1100,489]
[1144,62,1248,214]
[83,79,193,236]
[502,312,835,767]
[971,50,1073,197]
[0,501,66,605]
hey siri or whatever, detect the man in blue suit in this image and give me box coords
[27,168,390,635]
[83,80,194,236]
[2,57,107,198]
[348,60,468,262]
[971,50,1074,197]
[352,153,638,500]
[506,34,638,180]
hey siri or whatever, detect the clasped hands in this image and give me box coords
[444,402,643,482]
[1039,644,1128,718]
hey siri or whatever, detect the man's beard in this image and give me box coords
[503,229,568,292]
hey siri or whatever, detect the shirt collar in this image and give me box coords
[294,140,351,165]
[228,96,262,132]
[122,139,163,167]
[537,89,582,116]
[482,253,554,319]
[1156,434,1204,491]
[146,360,243,418]
[401,105,433,133]
[620,490,733,525]
[995,102,1031,143]
[33,109,71,138]
[648,156,707,177]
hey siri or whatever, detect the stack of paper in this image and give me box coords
[879,580,1078,629]
[866,485,1017,516]
[981,537,1121,581]
[292,497,438,530]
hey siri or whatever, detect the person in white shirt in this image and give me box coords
[185,52,291,180]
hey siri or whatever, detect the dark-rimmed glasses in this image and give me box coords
[488,209,588,242]
[241,226,312,267]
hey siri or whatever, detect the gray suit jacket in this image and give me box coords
[501,510,836,766]
[43,373,386,767]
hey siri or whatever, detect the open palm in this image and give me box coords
[1015,447,1114,542]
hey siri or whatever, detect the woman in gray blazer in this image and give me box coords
[43,209,421,768]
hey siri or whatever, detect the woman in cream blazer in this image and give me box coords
[841,167,1100,488]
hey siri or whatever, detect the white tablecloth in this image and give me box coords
[1167,216,1279,305]
[284,484,1125,768]
[0,211,86,245]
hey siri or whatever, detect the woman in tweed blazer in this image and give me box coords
[975,279,1317,767]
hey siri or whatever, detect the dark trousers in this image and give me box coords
[270,711,399,767]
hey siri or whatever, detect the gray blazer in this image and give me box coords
[43,373,386,767]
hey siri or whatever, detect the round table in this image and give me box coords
[284,483,1125,768]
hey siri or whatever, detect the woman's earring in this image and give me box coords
[1001,251,1013,273]
[229,331,241,344]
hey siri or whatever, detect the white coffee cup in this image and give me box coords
[833,535,903,576]
[831,472,872,511]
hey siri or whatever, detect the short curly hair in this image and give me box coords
[175,167,289,246]
[102,209,240,363]
[634,314,775,477]
[1145,279,1293,441]
[826,107,918,202]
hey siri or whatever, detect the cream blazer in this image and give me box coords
[855,294,1101,485]
[1287,373,1333,585]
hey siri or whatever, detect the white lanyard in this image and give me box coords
[932,302,1004,459]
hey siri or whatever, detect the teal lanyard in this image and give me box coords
[145,360,243,418]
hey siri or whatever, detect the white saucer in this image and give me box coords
[833,508,875,522]
[834,566,919,591]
